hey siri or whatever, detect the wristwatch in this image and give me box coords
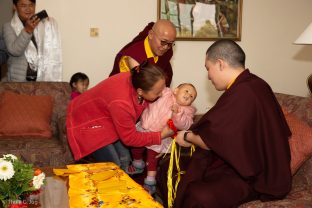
[183,131,191,143]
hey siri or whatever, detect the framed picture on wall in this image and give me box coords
[157,0,243,41]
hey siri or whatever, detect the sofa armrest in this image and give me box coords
[57,115,74,164]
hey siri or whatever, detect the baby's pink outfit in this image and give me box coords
[139,87,196,153]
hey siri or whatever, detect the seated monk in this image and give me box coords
[157,39,292,208]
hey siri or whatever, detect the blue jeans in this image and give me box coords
[91,140,131,171]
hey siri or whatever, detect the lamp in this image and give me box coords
[294,22,312,44]
[294,22,312,94]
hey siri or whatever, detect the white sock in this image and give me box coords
[132,159,144,168]
[146,176,155,182]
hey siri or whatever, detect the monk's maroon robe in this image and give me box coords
[109,22,173,87]
[159,70,292,208]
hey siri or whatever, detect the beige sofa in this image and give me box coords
[0,82,74,167]
[240,93,312,207]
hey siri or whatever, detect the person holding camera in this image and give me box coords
[2,0,62,82]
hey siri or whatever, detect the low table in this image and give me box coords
[25,176,69,208]
[34,163,163,207]
[25,167,69,208]
[38,176,69,208]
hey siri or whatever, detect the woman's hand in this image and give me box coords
[160,125,174,139]
[24,16,40,34]
[127,56,139,69]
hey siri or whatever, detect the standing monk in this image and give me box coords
[171,39,292,207]
[110,19,176,87]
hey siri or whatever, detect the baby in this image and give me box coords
[128,83,197,194]
[69,72,89,100]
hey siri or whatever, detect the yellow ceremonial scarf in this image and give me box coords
[54,163,163,207]
[119,37,158,72]
[167,139,195,208]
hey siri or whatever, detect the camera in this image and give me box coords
[32,10,48,21]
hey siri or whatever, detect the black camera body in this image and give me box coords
[32,10,48,21]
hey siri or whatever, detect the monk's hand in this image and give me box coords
[175,131,192,147]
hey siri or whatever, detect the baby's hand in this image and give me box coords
[171,103,180,114]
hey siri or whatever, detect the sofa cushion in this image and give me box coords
[0,91,53,138]
[282,107,312,175]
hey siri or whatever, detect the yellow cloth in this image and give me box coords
[54,162,163,208]
[227,77,237,89]
[119,56,131,72]
[144,37,158,63]
[118,37,158,72]
[167,139,195,208]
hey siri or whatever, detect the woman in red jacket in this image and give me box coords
[66,61,173,171]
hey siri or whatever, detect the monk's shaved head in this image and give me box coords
[152,19,176,38]
[148,19,176,56]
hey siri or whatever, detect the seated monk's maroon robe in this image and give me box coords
[109,22,173,87]
[157,69,292,208]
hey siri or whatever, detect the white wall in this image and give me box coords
[0,0,13,35]
[33,0,312,114]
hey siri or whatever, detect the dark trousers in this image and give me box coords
[92,140,131,171]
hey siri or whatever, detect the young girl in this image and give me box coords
[128,83,197,194]
[69,72,89,100]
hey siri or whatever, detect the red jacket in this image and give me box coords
[66,72,161,160]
